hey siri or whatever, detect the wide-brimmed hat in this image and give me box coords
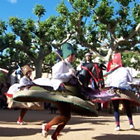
[22,65,33,75]
[62,43,76,59]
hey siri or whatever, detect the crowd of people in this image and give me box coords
[1,42,140,140]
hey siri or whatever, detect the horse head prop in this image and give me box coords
[76,62,106,89]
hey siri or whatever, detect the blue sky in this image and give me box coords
[0,0,139,22]
[0,0,69,21]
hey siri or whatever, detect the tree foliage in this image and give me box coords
[0,4,75,78]
[61,0,140,61]
[0,1,140,79]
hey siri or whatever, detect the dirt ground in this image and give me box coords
[0,109,140,140]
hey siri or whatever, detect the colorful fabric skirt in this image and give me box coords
[6,83,44,110]
[92,87,140,106]
[12,84,98,117]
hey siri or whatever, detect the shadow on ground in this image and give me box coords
[0,127,40,137]
[0,109,133,126]
[93,134,140,140]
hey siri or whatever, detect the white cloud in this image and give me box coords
[8,0,17,4]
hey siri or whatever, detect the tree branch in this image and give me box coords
[127,23,140,39]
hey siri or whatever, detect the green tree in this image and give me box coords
[1,1,140,78]
[57,0,140,62]
[0,48,30,81]
[0,4,74,78]
[121,51,140,70]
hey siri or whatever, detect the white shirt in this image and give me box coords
[52,60,74,82]
[19,76,33,86]
[106,67,133,89]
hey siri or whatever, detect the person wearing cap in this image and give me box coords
[77,52,92,70]
[85,52,102,111]
[42,42,76,140]
[84,53,96,89]
[17,65,33,125]
[77,52,92,71]
[52,43,76,82]
[85,52,92,63]
[106,53,135,131]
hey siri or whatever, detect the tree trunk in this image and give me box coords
[34,59,43,78]
[105,40,118,62]
[106,48,113,62]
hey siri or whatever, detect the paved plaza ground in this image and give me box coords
[0,109,140,140]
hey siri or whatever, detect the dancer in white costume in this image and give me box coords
[106,53,135,131]
[6,65,44,125]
